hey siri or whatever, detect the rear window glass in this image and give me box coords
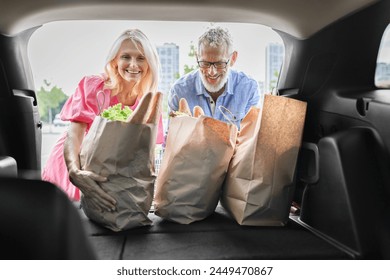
[375,24,390,87]
[28,20,284,167]
[29,21,283,96]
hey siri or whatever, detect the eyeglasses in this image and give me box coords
[197,59,230,69]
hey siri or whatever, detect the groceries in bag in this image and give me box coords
[80,92,162,231]
[154,98,237,224]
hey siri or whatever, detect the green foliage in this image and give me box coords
[183,64,196,74]
[182,42,198,76]
[269,69,280,92]
[101,103,132,121]
[188,43,196,57]
[165,43,198,119]
[36,80,68,122]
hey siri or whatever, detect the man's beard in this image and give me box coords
[200,71,228,93]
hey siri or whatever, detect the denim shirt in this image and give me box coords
[168,69,260,129]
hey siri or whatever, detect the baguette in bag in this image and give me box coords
[80,92,162,231]
[154,98,237,224]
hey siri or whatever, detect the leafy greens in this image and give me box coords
[101,103,133,121]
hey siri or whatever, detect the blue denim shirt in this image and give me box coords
[168,69,260,128]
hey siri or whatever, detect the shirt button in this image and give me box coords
[210,100,214,104]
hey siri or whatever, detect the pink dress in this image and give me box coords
[42,75,164,201]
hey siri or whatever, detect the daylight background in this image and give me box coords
[28,20,390,168]
[28,20,283,96]
[30,20,284,167]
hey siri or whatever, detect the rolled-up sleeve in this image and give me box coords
[60,75,105,126]
[246,79,261,112]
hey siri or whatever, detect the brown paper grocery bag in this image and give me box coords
[220,94,307,226]
[154,115,237,224]
[79,92,161,232]
[80,119,156,231]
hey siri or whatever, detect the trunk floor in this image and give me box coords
[77,204,351,260]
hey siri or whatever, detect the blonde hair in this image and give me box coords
[104,29,159,97]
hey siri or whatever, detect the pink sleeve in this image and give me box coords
[60,75,107,125]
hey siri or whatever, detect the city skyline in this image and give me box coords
[28,20,390,97]
[265,43,284,93]
[154,41,284,95]
[28,20,283,96]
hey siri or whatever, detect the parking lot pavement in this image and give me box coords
[41,122,69,134]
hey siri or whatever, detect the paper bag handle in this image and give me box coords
[96,90,106,115]
[271,87,280,96]
[218,105,236,126]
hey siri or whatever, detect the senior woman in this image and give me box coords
[42,29,163,212]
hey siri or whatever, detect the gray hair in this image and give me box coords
[197,26,234,55]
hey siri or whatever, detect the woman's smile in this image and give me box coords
[116,39,149,83]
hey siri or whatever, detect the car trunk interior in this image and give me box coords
[78,204,353,260]
[0,0,390,260]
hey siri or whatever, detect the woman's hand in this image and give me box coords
[64,121,117,212]
[68,168,116,212]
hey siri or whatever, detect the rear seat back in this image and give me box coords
[0,156,17,177]
[0,178,96,259]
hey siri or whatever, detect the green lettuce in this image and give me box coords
[101,103,133,121]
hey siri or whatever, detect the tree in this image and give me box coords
[269,69,280,92]
[36,80,68,122]
[168,43,198,116]
[182,42,197,76]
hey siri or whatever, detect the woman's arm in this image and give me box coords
[64,122,117,212]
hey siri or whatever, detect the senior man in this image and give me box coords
[168,26,260,128]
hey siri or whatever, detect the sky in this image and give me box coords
[28,20,283,95]
[377,24,390,63]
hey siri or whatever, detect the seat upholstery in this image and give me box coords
[0,156,17,177]
[0,178,96,259]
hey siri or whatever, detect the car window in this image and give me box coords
[27,20,284,168]
[375,24,390,87]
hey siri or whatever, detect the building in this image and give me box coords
[265,43,284,93]
[375,62,390,87]
[156,43,180,95]
[257,81,265,95]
